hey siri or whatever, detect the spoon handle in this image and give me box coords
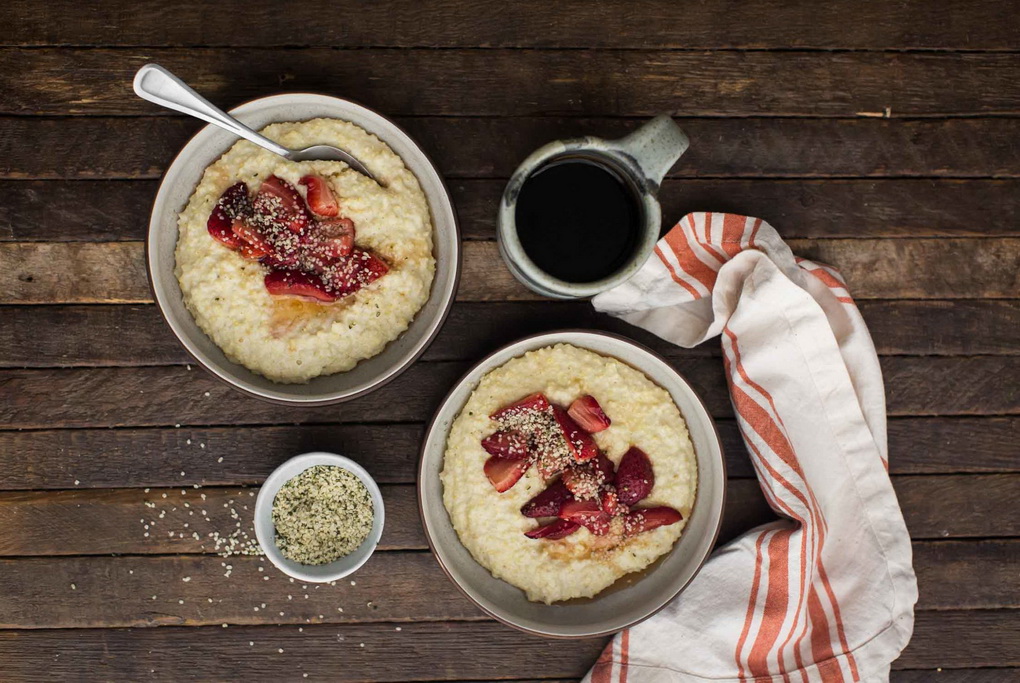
[133,63,291,158]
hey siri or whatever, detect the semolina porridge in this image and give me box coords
[175,118,435,383]
[441,344,697,604]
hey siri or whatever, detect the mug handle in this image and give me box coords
[610,115,689,189]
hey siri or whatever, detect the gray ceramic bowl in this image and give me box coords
[146,93,461,404]
[418,331,726,638]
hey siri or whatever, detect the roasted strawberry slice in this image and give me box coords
[307,217,355,262]
[520,479,573,518]
[254,175,310,234]
[567,395,611,433]
[616,446,655,506]
[264,269,338,303]
[481,430,529,460]
[593,452,616,486]
[552,406,599,462]
[622,506,683,535]
[561,463,609,501]
[299,175,340,217]
[207,182,251,249]
[232,218,273,256]
[489,392,552,422]
[524,518,580,540]
[483,455,530,493]
[599,489,624,517]
[559,500,613,536]
[320,248,388,297]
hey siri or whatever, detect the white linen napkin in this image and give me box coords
[585,213,917,683]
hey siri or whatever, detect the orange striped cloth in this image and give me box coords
[587,213,917,683]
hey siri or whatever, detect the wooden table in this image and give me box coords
[1,1,1017,680]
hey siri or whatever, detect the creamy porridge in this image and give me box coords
[441,344,697,604]
[175,118,435,383]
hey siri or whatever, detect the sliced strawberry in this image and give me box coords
[616,446,655,506]
[490,392,552,422]
[483,455,530,493]
[238,242,271,260]
[567,395,611,433]
[520,479,573,518]
[622,506,683,535]
[524,518,580,540]
[320,248,388,297]
[481,430,529,460]
[264,269,337,303]
[593,452,616,486]
[306,217,355,263]
[299,175,340,217]
[231,218,273,256]
[253,175,310,234]
[207,182,250,249]
[561,463,609,501]
[559,500,613,536]
[552,406,599,462]
[535,447,571,480]
[599,489,624,517]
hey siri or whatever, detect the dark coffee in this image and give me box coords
[514,157,642,283]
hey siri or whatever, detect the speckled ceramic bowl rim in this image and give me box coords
[144,92,461,406]
[417,330,726,638]
[254,451,385,583]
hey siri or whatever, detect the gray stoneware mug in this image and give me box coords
[497,115,689,299]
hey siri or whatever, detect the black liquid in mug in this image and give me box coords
[514,158,642,283]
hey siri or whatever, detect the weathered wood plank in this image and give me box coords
[1,355,1016,430]
[913,541,1020,610]
[3,118,1019,181]
[4,49,1020,117]
[7,0,1018,50]
[0,610,1013,677]
[0,540,1012,629]
[0,552,485,629]
[2,240,1018,305]
[6,179,1020,242]
[0,418,1015,492]
[2,300,1017,370]
[0,476,1012,558]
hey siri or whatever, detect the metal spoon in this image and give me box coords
[132,63,375,180]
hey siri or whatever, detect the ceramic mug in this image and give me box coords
[497,115,689,299]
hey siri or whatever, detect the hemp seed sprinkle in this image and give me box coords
[271,466,373,566]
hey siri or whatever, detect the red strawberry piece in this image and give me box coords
[524,518,580,540]
[593,452,616,486]
[561,463,608,501]
[616,446,655,506]
[299,175,340,217]
[320,248,388,297]
[600,489,624,516]
[481,430,530,460]
[483,455,530,493]
[231,218,273,258]
[535,447,571,480]
[264,269,338,303]
[308,217,355,261]
[559,500,613,536]
[622,506,683,535]
[207,182,250,249]
[254,175,310,234]
[567,395,611,433]
[489,392,552,422]
[520,479,573,518]
[552,405,599,462]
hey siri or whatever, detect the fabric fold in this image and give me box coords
[585,213,916,683]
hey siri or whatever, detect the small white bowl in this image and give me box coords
[255,452,385,583]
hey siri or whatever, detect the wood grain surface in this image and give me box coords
[1,0,1017,679]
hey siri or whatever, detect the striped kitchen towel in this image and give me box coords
[587,213,917,682]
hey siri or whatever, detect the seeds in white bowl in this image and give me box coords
[271,465,374,565]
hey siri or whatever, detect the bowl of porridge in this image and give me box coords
[418,331,726,637]
[146,94,460,404]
